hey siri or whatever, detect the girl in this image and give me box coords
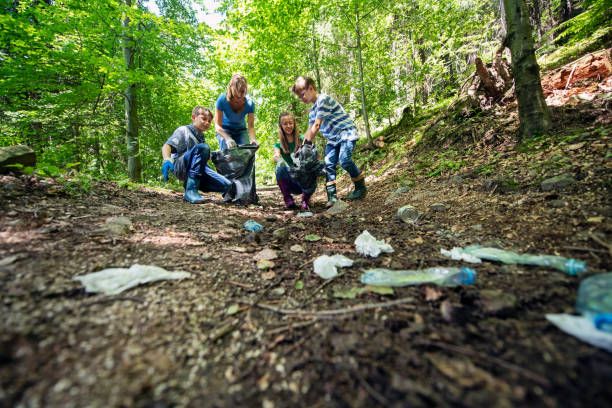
[273,112,312,211]
[215,74,258,149]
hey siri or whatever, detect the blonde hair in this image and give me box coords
[226,74,248,101]
[278,112,300,154]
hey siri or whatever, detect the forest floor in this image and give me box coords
[1,51,611,407]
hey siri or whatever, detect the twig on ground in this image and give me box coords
[564,64,578,90]
[353,369,389,406]
[227,280,255,289]
[562,246,608,254]
[414,340,551,387]
[256,297,415,317]
[588,232,612,257]
[266,319,318,336]
[82,295,144,307]
[301,273,345,307]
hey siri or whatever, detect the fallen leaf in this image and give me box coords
[226,304,240,316]
[333,287,364,299]
[261,271,276,280]
[257,259,275,270]
[412,237,424,244]
[290,244,304,252]
[0,255,20,267]
[424,287,443,301]
[587,216,604,224]
[304,234,321,242]
[365,285,394,295]
[295,280,304,290]
[226,246,248,253]
[254,248,278,261]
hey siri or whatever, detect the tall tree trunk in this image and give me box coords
[502,0,551,138]
[311,21,322,90]
[123,0,141,182]
[354,3,372,145]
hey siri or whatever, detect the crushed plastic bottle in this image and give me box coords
[243,220,263,232]
[576,272,612,332]
[460,245,586,276]
[361,266,476,287]
[546,314,612,353]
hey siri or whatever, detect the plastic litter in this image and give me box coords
[74,264,191,295]
[243,220,263,232]
[546,314,612,353]
[361,266,476,287]
[313,254,354,279]
[355,230,394,258]
[455,245,586,275]
[440,247,482,264]
[576,272,612,332]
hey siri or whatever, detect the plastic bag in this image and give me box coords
[313,254,354,279]
[355,230,394,258]
[289,144,324,195]
[212,144,259,204]
[74,264,191,295]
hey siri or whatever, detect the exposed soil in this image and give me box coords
[1,52,611,407]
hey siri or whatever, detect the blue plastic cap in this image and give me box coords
[565,259,587,276]
[459,267,477,285]
[594,313,612,333]
[243,220,263,232]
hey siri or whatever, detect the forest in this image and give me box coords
[1,0,611,406]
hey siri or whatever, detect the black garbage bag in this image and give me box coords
[211,144,259,204]
[288,144,325,195]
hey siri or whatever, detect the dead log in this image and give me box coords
[0,145,36,174]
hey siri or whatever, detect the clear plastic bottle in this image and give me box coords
[462,245,586,276]
[576,272,612,332]
[360,267,476,287]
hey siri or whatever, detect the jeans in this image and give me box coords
[324,140,360,182]
[181,143,231,193]
[216,128,248,150]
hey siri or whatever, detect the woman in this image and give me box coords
[215,74,258,149]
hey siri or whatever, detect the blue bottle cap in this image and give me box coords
[565,259,587,276]
[594,313,612,333]
[459,267,477,285]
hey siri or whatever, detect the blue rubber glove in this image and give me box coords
[161,160,174,181]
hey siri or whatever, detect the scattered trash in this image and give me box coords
[297,211,314,218]
[453,245,586,275]
[397,205,420,224]
[243,220,263,232]
[313,254,353,279]
[361,266,476,287]
[74,264,191,295]
[576,272,612,332]
[546,314,612,353]
[355,230,394,257]
[440,247,482,264]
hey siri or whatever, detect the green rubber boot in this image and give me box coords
[184,177,205,204]
[326,183,338,208]
[347,175,367,201]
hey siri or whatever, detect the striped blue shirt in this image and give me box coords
[309,93,358,145]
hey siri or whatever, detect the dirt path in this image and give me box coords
[1,128,611,408]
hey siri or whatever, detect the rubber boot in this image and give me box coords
[184,177,205,204]
[278,178,297,209]
[300,192,312,211]
[326,183,338,208]
[347,173,367,200]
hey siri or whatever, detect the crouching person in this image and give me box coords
[161,106,233,204]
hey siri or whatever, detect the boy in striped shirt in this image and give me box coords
[292,76,367,207]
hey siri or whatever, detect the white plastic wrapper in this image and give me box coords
[546,314,612,353]
[74,264,191,295]
[313,255,354,279]
[354,230,394,258]
[440,247,482,264]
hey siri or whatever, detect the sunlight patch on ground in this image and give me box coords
[132,230,204,247]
